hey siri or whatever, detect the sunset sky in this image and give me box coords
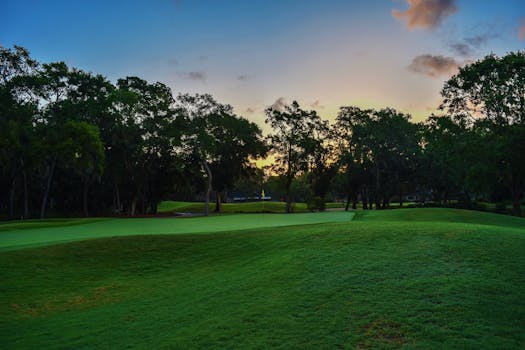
[2,0,524,130]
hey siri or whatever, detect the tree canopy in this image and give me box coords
[1,46,524,218]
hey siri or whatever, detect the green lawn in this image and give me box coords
[157,201,345,214]
[1,208,525,349]
[0,211,354,251]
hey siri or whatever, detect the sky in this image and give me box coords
[2,0,524,131]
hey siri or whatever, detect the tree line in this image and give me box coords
[1,46,524,219]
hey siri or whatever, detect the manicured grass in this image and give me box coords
[0,211,354,251]
[1,208,524,349]
[157,200,307,213]
[157,201,345,214]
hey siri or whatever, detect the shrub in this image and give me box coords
[307,196,325,211]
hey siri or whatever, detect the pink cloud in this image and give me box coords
[392,0,457,30]
[519,18,525,40]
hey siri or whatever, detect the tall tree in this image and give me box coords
[335,106,374,209]
[265,101,324,213]
[115,77,183,215]
[422,114,473,205]
[177,94,266,215]
[441,52,525,216]
[335,107,420,209]
[0,46,39,219]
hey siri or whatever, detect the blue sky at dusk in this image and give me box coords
[2,0,524,128]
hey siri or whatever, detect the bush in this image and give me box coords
[307,196,325,211]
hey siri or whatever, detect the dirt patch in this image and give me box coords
[356,318,407,349]
[9,284,120,318]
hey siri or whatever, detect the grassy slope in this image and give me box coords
[0,212,354,251]
[1,208,525,349]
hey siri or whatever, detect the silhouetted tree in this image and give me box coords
[265,101,325,213]
[441,52,525,216]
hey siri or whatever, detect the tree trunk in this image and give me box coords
[511,195,522,217]
[114,183,121,214]
[511,174,522,217]
[345,192,351,211]
[285,176,293,213]
[375,166,381,210]
[202,160,212,216]
[150,201,158,215]
[82,175,89,217]
[214,191,222,212]
[140,193,146,215]
[131,197,137,216]
[8,178,16,220]
[375,197,381,210]
[362,188,368,210]
[22,168,29,219]
[40,158,56,220]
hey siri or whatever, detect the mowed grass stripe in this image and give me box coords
[0,211,355,251]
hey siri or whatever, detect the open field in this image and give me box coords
[1,208,525,349]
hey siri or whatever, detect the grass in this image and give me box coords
[157,201,345,214]
[1,208,525,349]
[0,211,354,251]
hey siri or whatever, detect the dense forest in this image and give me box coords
[1,46,524,219]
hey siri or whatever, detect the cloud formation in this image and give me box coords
[178,71,207,82]
[310,100,324,109]
[408,54,459,77]
[237,74,251,81]
[449,43,471,57]
[519,18,525,40]
[245,107,256,114]
[392,0,457,30]
[270,97,287,111]
[448,32,494,57]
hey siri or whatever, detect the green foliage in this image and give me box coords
[175,94,266,214]
[265,101,327,213]
[441,52,525,216]
[2,45,525,220]
[335,106,420,209]
[306,196,325,211]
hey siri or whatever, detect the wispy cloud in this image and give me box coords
[168,58,179,66]
[392,0,457,30]
[448,31,496,57]
[237,74,251,81]
[449,43,471,57]
[519,18,525,40]
[178,71,207,82]
[270,97,287,111]
[245,107,256,114]
[408,54,460,77]
[310,100,324,109]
